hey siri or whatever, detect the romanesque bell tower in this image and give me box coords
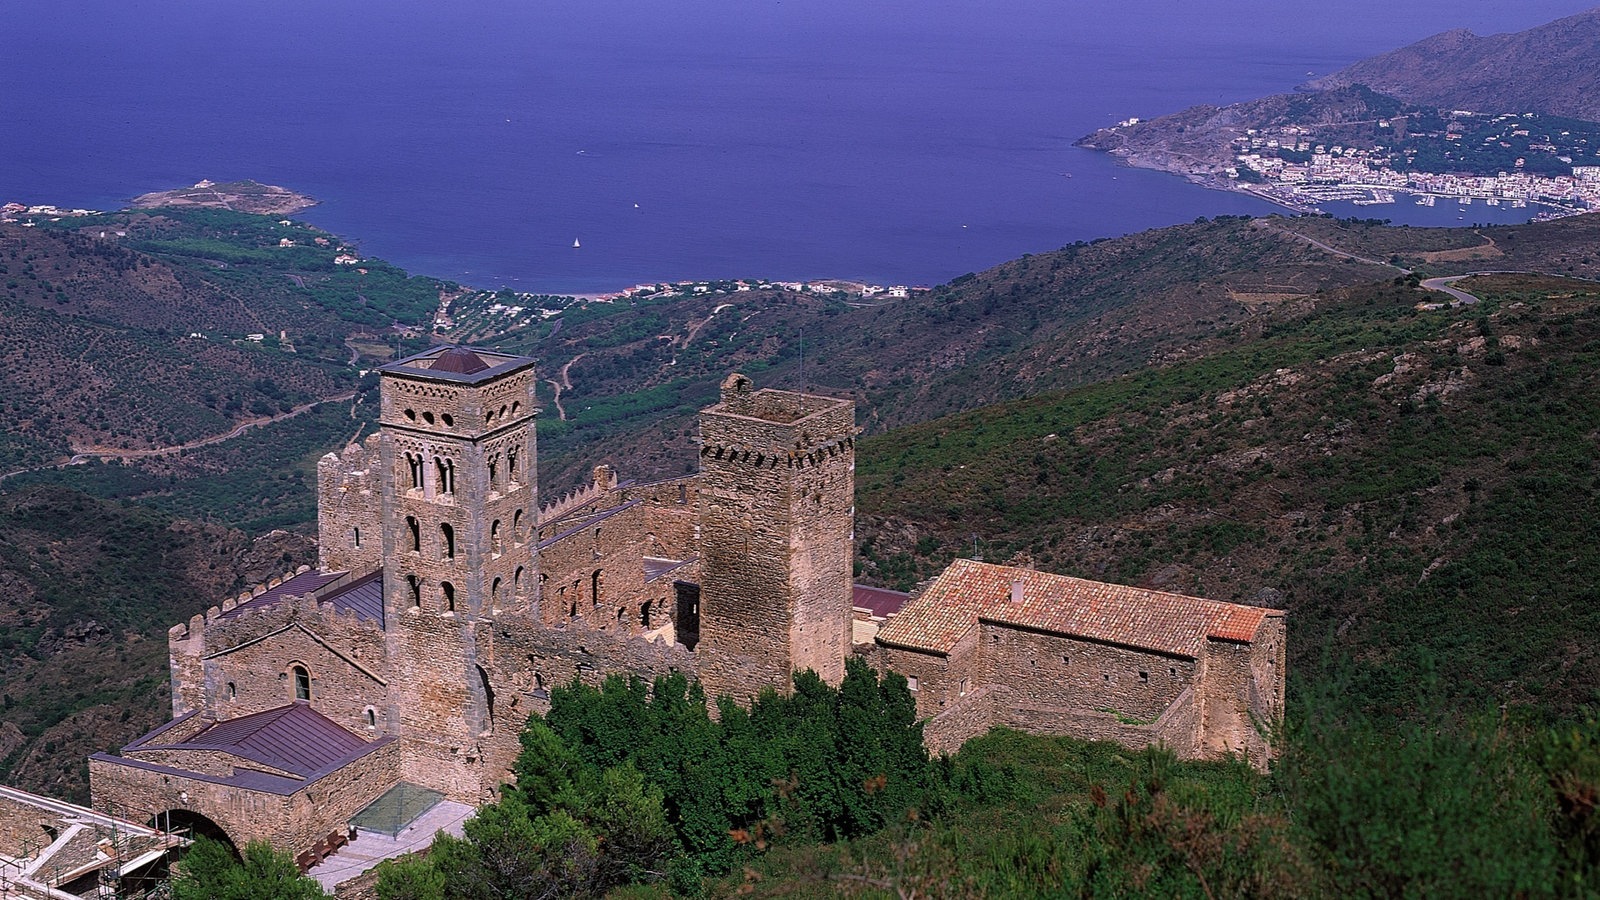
[377,346,538,800]
[695,374,856,695]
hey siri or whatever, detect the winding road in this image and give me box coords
[0,391,359,486]
[1261,220,1484,307]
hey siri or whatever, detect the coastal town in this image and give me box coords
[1225,110,1600,216]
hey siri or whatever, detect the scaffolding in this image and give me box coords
[0,797,186,900]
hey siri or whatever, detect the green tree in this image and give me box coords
[172,838,326,900]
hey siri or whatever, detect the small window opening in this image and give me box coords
[570,602,578,618]
[1169,666,1178,677]
[591,569,602,605]
[406,516,421,552]
[617,606,627,623]
[404,408,416,421]
[1063,654,1071,666]
[406,454,423,490]
[513,510,525,544]
[511,401,521,415]
[423,411,435,424]
[640,601,651,627]
[507,448,518,479]
[352,527,361,548]
[407,574,422,607]
[907,676,920,692]
[442,413,454,427]
[435,458,455,494]
[1103,674,1111,683]
[226,682,236,700]
[488,459,498,485]
[365,708,376,729]
[442,581,456,612]
[441,522,456,559]
[514,566,525,595]
[293,665,311,701]
[491,520,502,555]
[491,577,503,607]
[1139,671,1149,683]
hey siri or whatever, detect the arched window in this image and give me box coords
[226,682,237,700]
[488,457,499,486]
[515,566,525,596]
[292,665,311,702]
[512,510,525,544]
[591,570,603,607]
[406,516,421,552]
[440,522,455,559]
[406,454,424,490]
[507,448,518,481]
[491,577,503,606]
[436,457,455,494]
[352,527,361,548]
[407,574,422,608]
[365,708,377,729]
[640,602,651,628]
[491,520,502,556]
[442,581,456,612]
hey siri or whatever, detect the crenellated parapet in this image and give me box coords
[168,566,390,718]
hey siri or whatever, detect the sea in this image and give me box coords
[3,0,1595,295]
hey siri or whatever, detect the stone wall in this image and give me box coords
[88,739,398,853]
[167,577,391,737]
[318,436,383,575]
[978,621,1196,724]
[0,795,62,856]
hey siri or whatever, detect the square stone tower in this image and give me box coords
[696,374,856,692]
[377,346,538,799]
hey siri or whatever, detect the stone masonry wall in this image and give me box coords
[318,436,383,575]
[977,621,1197,724]
[89,740,398,853]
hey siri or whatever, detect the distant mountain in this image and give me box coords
[1306,8,1600,119]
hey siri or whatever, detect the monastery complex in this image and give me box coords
[83,346,1285,864]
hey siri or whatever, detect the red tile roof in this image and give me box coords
[876,559,1281,657]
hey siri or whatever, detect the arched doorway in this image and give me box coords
[148,808,238,857]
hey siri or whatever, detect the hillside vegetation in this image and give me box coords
[1307,8,1600,120]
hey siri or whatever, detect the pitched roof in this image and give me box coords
[219,570,345,620]
[853,584,910,619]
[169,703,368,777]
[876,559,1281,658]
[323,569,384,626]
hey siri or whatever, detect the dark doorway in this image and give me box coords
[674,581,701,650]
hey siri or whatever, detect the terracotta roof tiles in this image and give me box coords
[876,559,1281,658]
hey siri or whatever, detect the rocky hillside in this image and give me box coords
[0,487,315,802]
[1307,8,1600,120]
[855,269,1600,721]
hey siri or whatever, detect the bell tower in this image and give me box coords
[377,346,538,799]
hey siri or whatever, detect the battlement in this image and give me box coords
[168,566,387,647]
[700,373,856,457]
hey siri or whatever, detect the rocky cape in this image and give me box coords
[130,179,317,216]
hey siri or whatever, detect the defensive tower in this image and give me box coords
[377,346,538,799]
[695,373,856,692]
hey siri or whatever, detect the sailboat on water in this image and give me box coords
[573,238,580,249]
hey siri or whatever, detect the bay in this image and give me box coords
[3,0,1593,293]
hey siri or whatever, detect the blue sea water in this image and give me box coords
[2,0,1594,293]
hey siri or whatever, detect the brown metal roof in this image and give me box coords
[853,584,910,619]
[323,570,385,626]
[170,703,368,777]
[429,347,490,375]
[876,559,1281,658]
[219,570,345,620]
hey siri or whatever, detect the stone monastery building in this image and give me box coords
[87,346,1285,861]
